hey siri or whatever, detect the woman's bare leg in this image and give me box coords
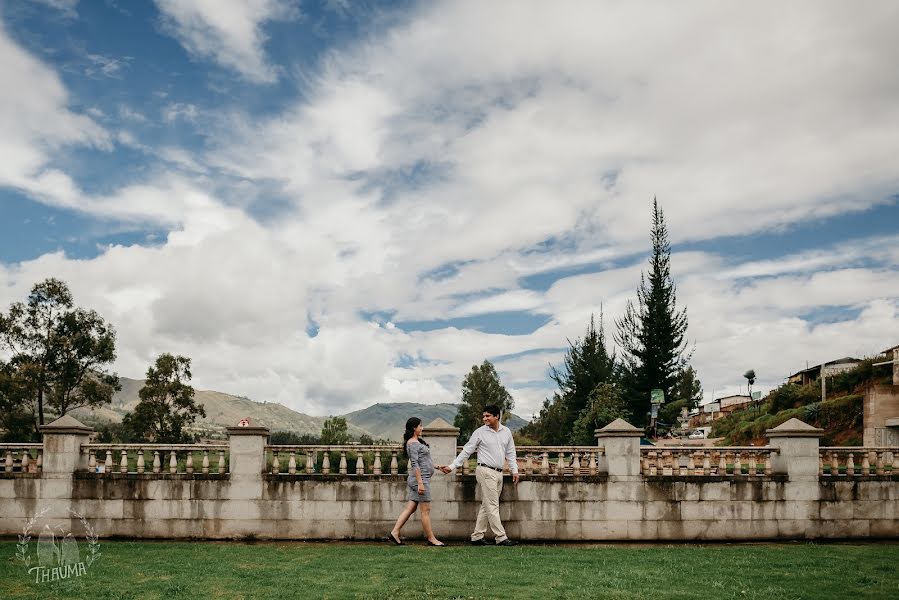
[391,501,418,540]
[420,503,443,545]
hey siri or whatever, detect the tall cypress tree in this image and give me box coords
[615,199,690,425]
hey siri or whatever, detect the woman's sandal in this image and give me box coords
[427,540,447,547]
[387,532,404,545]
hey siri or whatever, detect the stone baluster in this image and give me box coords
[355,453,364,475]
[764,452,773,476]
[734,452,742,476]
[556,452,566,476]
[572,452,581,476]
[169,451,177,474]
[4,449,12,473]
[702,451,711,476]
[830,450,840,476]
[717,452,726,476]
[373,451,382,475]
[641,452,650,476]
[153,451,161,473]
[202,450,210,474]
[662,450,673,476]
[88,449,97,470]
[687,451,696,476]
[846,452,855,477]
[186,451,194,474]
[118,449,128,473]
[105,449,113,474]
[588,451,597,476]
[390,450,398,475]
[272,451,280,475]
[525,454,533,476]
[462,456,470,475]
[818,452,824,476]
[218,450,226,474]
[135,449,144,474]
[306,451,315,474]
[36,451,42,473]
[861,452,870,476]
[875,451,885,475]
[540,452,549,475]
[748,452,757,476]
[21,451,30,472]
[891,451,898,474]
[322,452,331,475]
[288,451,297,475]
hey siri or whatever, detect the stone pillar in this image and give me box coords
[422,417,460,468]
[595,418,643,480]
[766,418,823,480]
[226,419,269,500]
[39,414,94,476]
[893,348,899,386]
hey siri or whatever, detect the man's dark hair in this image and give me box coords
[483,405,501,418]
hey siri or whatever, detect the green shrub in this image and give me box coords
[768,383,820,413]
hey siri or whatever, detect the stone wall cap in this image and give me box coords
[226,417,270,435]
[595,418,643,437]
[39,414,94,434]
[766,417,824,437]
[885,417,899,428]
[423,417,459,436]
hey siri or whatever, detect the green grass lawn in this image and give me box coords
[1,540,896,600]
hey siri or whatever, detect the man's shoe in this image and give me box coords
[496,539,517,546]
[470,538,488,546]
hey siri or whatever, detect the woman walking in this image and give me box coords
[388,417,446,546]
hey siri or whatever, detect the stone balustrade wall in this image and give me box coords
[0,417,896,541]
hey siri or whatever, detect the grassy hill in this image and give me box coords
[710,358,891,446]
[71,378,531,442]
[71,377,369,438]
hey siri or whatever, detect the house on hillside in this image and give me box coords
[787,357,862,386]
[718,395,752,415]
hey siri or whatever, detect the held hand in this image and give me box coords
[512,473,519,485]
[417,484,425,494]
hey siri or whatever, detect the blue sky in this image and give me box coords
[1,1,897,418]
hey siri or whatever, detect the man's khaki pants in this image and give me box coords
[472,465,507,543]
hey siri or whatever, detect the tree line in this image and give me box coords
[0,279,205,443]
[454,200,702,444]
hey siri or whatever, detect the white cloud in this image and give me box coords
[31,0,78,17]
[0,21,107,206]
[85,53,131,78]
[155,0,298,83]
[162,102,198,123]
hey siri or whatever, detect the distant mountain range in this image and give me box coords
[71,377,529,442]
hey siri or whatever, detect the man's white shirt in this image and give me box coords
[450,424,518,474]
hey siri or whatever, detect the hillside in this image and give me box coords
[343,402,528,442]
[71,377,369,438]
[711,392,864,446]
[71,377,531,441]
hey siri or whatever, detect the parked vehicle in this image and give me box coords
[688,430,706,439]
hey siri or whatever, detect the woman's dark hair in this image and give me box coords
[402,417,429,456]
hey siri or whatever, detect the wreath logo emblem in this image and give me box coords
[16,506,101,584]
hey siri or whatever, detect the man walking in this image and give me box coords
[440,405,519,546]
